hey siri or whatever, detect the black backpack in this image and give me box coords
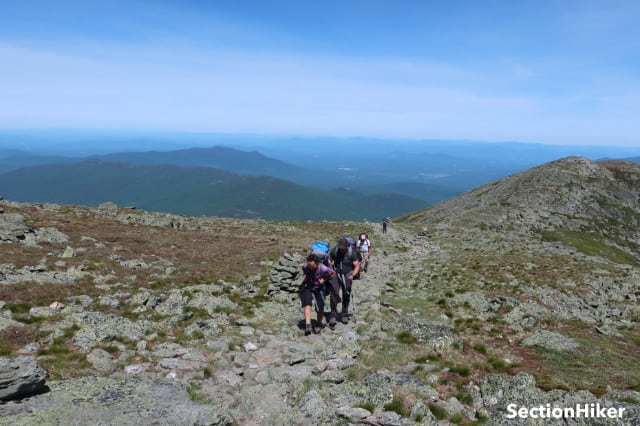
[334,236,362,279]
[342,235,357,250]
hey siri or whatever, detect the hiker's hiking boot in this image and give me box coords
[305,324,312,336]
[314,322,323,334]
[328,316,337,329]
[341,314,349,324]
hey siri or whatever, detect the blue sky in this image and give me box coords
[1,0,639,146]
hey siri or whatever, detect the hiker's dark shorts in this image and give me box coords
[299,285,326,313]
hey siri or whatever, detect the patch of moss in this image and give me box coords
[450,413,464,424]
[396,331,417,345]
[0,341,12,356]
[355,401,375,413]
[472,343,487,354]
[383,396,409,417]
[428,404,447,420]
[450,365,470,377]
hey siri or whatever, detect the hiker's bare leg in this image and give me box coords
[304,305,312,325]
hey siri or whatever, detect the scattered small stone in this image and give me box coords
[87,348,117,373]
[336,406,371,420]
[49,301,65,310]
[239,326,255,336]
[207,341,229,353]
[124,364,147,375]
[60,247,75,258]
[244,342,258,352]
[159,358,180,370]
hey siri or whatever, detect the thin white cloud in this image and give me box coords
[0,41,638,146]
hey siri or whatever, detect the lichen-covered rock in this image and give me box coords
[35,227,69,244]
[151,342,189,359]
[0,376,232,425]
[86,348,117,373]
[153,289,189,318]
[115,211,187,229]
[0,213,33,243]
[392,316,460,350]
[326,371,438,411]
[0,263,89,285]
[477,372,640,425]
[363,410,402,426]
[336,405,371,421]
[298,389,329,418]
[0,356,47,401]
[69,312,152,352]
[521,330,580,352]
[0,316,24,332]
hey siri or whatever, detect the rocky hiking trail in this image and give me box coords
[2,199,640,425]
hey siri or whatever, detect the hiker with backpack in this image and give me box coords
[299,253,335,335]
[328,237,361,327]
[356,233,372,273]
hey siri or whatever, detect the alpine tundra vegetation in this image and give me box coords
[1,157,640,425]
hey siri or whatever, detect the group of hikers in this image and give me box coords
[298,232,373,335]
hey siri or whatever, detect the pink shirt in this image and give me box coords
[301,263,333,290]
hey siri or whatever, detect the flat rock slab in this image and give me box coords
[0,376,232,425]
[521,330,580,352]
[395,317,460,350]
[0,356,47,401]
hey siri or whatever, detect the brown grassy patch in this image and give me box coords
[2,203,374,310]
[0,324,40,356]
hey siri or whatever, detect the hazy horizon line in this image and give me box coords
[1,127,639,149]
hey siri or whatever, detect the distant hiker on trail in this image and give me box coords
[382,217,390,234]
[356,233,372,273]
[328,237,361,327]
[299,254,335,335]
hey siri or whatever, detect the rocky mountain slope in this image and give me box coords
[1,157,640,425]
[402,157,640,232]
[403,157,640,266]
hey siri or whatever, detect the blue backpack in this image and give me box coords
[310,240,330,266]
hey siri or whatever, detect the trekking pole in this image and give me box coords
[350,283,356,318]
[340,273,356,319]
[338,273,346,306]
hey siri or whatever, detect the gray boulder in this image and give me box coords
[0,213,33,243]
[475,372,640,425]
[87,348,117,373]
[393,316,461,350]
[0,356,47,401]
[35,227,69,244]
[0,317,24,332]
[70,312,151,352]
[0,376,232,425]
[521,330,580,352]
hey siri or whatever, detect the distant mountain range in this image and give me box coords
[95,146,313,184]
[0,160,426,220]
[0,150,78,174]
[2,135,637,221]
